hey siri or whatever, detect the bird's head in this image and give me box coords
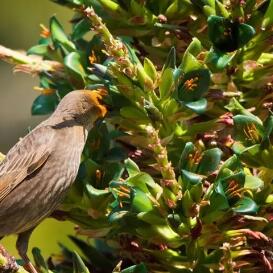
[52,89,107,129]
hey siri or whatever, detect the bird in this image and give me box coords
[0,89,107,273]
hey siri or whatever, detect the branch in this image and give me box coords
[0,45,65,78]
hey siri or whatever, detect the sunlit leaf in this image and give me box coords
[178,69,210,102]
[50,16,75,52]
[31,94,59,115]
[232,197,259,214]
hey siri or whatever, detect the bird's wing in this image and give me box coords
[0,126,56,202]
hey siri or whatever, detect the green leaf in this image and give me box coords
[138,211,166,225]
[203,5,215,16]
[27,44,49,56]
[215,0,229,17]
[178,69,210,102]
[262,0,273,29]
[183,38,202,59]
[50,16,75,52]
[181,53,202,74]
[120,106,149,122]
[233,115,264,145]
[233,143,263,168]
[108,210,130,223]
[144,57,157,82]
[232,197,259,214]
[218,155,240,176]
[72,19,91,40]
[64,52,86,83]
[181,169,203,189]
[181,190,194,217]
[238,23,256,48]
[183,98,207,114]
[198,148,222,175]
[125,158,140,177]
[244,175,264,190]
[31,94,59,115]
[98,0,128,16]
[83,184,112,210]
[208,15,255,52]
[206,49,235,71]
[190,183,203,202]
[163,47,176,70]
[32,248,50,272]
[73,251,90,273]
[105,147,127,161]
[159,68,174,99]
[179,142,195,170]
[127,173,159,193]
[131,188,153,212]
[121,263,148,273]
[210,182,229,210]
[69,237,113,270]
[261,115,273,148]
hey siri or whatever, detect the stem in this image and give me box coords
[84,7,180,204]
[0,45,65,77]
[146,126,179,190]
[84,7,135,77]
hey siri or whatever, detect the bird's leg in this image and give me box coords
[16,229,38,273]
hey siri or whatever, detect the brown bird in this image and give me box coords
[0,89,107,273]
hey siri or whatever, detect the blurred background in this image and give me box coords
[0,0,77,259]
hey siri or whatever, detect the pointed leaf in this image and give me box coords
[183,38,202,60]
[159,68,174,99]
[73,252,90,273]
[210,181,229,210]
[198,148,222,175]
[262,0,273,28]
[121,263,148,273]
[181,53,202,74]
[69,236,113,270]
[64,52,86,82]
[232,197,259,214]
[233,115,264,145]
[32,248,49,271]
[208,15,255,52]
[72,19,91,40]
[244,175,264,190]
[131,188,153,212]
[183,98,207,114]
[206,49,235,71]
[125,158,140,177]
[181,169,203,189]
[179,142,195,170]
[120,106,149,122]
[31,94,59,115]
[144,57,157,82]
[163,47,176,70]
[27,44,49,56]
[178,69,210,102]
[50,16,75,52]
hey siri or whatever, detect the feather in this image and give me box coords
[0,126,55,203]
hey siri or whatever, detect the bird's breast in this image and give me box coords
[0,125,87,235]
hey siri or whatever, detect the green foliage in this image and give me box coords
[3,0,273,272]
